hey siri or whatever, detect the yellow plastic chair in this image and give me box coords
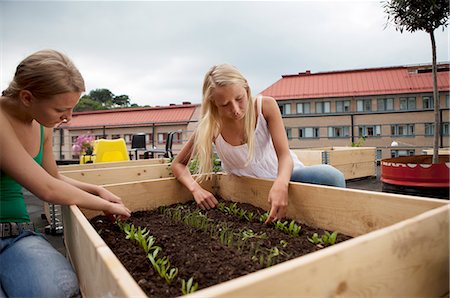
[92,139,130,163]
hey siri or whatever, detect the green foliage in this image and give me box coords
[351,136,366,147]
[383,0,449,33]
[89,88,114,106]
[188,156,222,174]
[73,95,104,112]
[307,231,338,248]
[181,277,199,295]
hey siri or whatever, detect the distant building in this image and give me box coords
[260,63,450,160]
[55,63,450,162]
[53,102,200,160]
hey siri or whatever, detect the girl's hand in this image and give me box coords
[191,182,218,210]
[96,186,131,220]
[265,181,288,224]
[105,204,131,221]
[96,186,125,205]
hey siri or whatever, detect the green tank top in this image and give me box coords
[0,125,44,223]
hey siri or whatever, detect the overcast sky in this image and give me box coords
[1,1,449,107]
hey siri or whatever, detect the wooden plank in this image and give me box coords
[80,177,215,220]
[192,204,449,297]
[335,161,376,179]
[63,205,146,297]
[423,148,450,155]
[328,147,375,166]
[60,164,173,185]
[57,158,169,171]
[292,149,323,166]
[217,175,446,237]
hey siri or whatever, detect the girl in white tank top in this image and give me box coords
[214,95,303,179]
[172,64,344,224]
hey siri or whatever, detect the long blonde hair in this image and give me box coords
[2,49,85,99]
[193,64,256,181]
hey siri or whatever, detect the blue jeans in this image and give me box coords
[0,230,79,298]
[291,164,346,187]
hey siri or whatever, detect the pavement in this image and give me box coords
[23,167,384,255]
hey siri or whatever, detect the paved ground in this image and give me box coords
[24,168,384,255]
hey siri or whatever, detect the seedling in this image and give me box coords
[308,231,338,247]
[181,277,199,295]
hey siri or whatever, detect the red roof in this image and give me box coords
[261,64,450,100]
[60,104,198,129]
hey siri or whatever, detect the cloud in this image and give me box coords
[1,1,448,107]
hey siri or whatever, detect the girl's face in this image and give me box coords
[212,84,248,121]
[31,92,81,127]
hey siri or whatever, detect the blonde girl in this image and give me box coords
[172,64,345,224]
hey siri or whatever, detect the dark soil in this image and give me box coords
[91,200,352,297]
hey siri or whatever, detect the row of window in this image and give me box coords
[286,122,450,139]
[279,94,450,115]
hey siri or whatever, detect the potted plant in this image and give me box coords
[72,134,95,163]
[381,0,449,199]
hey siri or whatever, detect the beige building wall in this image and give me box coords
[53,92,449,162]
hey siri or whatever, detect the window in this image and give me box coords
[298,127,319,138]
[358,125,381,137]
[422,96,434,109]
[391,150,415,158]
[158,133,167,144]
[328,126,350,138]
[377,98,394,111]
[425,123,434,136]
[71,136,78,144]
[336,100,350,112]
[443,122,450,136]
[95,135,104,140]
[391,124,415,136]
[296,102,311,114]
[356,99,371,112]
[285,128,292,139]
[400,97,416,110]
[124,134,132,143]
[315,101,330,113]
[446,95,449,108]
[111,134,121,139]
[172,132,182,144]
[279,103,291,115]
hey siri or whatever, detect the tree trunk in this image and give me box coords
[430,30,440,164]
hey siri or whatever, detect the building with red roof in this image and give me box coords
[53,102,200,160]
[260,63,449,160]
[54,63,449,162]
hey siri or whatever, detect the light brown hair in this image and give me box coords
[2,49,85,99]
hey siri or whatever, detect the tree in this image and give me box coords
[74,95,104,112]
[89,88,114,108]
[113,94,131,107]
[384,0,449,163]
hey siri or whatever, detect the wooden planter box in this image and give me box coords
[63,174,449,297]
[44,161,173,227]
[292,147,376,180]
[57,158,170,171]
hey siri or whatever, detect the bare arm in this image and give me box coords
[0,118,130,218]
[262,96,293,223]
[172,133,218,209]
[41,130,126,207]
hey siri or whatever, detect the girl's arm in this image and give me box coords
[41,128,125,207]
[0,119,130,218]
[172,133,218,209]
[262,96,293,223]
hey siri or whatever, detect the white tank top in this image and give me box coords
[214,96,303,179]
